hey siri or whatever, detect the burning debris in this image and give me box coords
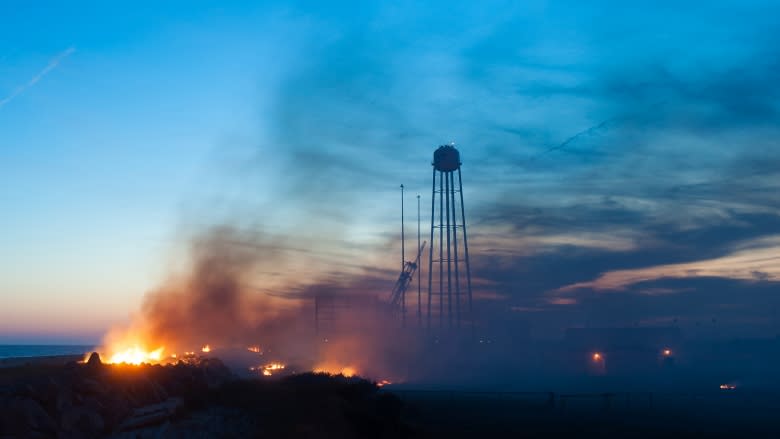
[94,226,414,383]
[103,346,166,366]
[249,362,287,377]
[314,364,358,378]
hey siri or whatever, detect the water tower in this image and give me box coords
[427,145,473,330]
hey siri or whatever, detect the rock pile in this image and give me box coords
[0,353,234,438]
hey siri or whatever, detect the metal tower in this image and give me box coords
[427,145,473,330]
[388,183,426,327]
[389,241,427,315]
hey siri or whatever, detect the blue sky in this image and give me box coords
[1,1,779,343]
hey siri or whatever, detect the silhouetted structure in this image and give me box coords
[427,145,473,330]
[389,242,426,323]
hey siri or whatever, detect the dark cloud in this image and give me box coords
[179,1,780,341]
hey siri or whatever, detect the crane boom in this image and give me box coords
[389,241,426,308]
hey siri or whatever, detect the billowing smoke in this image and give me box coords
[98,224,419,381]
[140,227,296,350]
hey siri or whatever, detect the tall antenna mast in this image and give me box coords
[400,184,405,271]
[417,193,422,327]
[401,184,405,326]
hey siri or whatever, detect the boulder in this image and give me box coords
[61,405,105,435]
[86,352,102,367]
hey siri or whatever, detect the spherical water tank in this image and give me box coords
[433,145,461,172]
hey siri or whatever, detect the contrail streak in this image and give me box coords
[530,116,617,161]
[0,47,75,109]
[529,101,666,161]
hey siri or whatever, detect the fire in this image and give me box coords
[105,346,166,365]
[262,363,285,376]
[96,330,214,366]
[314,364,358,377]
[247,346,262,353]
[250,362,286,376]
[377,380,392,387]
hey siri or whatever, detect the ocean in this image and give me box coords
[0,345,95,359]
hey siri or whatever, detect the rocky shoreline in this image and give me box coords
[0,354,85,369]
[0,353,405,438]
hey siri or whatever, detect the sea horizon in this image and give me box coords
[0,344,96,359]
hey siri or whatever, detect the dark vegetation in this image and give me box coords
[2,354,780,438]
[0,354,408,438]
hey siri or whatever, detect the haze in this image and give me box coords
[1,0,779,345]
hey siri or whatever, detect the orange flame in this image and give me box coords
[104,345,166,365]
[314,363,358,377]
[201,345,211,353]
[251,362,286,376]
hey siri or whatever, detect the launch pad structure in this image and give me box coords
[314,144,474,335]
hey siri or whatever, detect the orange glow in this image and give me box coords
[592,352,603,362]
[251,362,286,376]
[97,330,212,365]
[662,348,672,356]
[314,364,358,377]
[377,379,392,387]
[247,346,262,353]
[104,345,166,365]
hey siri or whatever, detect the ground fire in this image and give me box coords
[89,227,417,385]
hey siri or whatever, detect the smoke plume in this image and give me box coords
[98,224,417,381]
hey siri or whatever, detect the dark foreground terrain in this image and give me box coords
[2,355,780,438]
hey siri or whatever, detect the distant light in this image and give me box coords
[720,384,736,390]
[592,352,603,362]
[662,348,672,357]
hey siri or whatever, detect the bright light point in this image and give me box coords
[106,346,165,365]
[592,352,603,362]
[720,384,736,390]
[663,348,672,356]
[201,345,211,353]
[257,363,286,376]
[314,364,358,377]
